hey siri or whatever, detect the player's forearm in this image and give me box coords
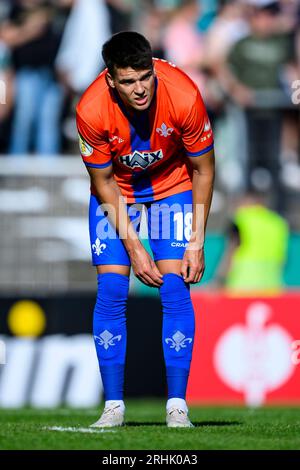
[92,178,142,252]
[190,155,215,248]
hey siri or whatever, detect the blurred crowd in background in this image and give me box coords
[1,4,300,412]
[0,1,299,288]
[0,0,299,293]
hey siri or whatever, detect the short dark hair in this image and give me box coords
[102,31,153,76]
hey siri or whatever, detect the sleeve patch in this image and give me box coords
[79,134,94,157]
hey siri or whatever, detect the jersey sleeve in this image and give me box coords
[76,111,112,169]
[181,90,214,158]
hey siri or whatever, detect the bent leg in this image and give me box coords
[89,195,141,403]
[156,259,182,276]
[90,194,130,402]
[96,265,130,276]
[148,191,195,408]
[94,271,129,401]
[159,271,195,401]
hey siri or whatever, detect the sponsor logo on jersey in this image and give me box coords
[119,149,163,170]
[171,242,189,248]
[201,120,213,143]
[79,134,94,157]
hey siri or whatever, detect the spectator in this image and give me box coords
[0,0,12,21]
[1,0,66,155]
[105,0,134,33]
[205,0,249,75]
[0,40,14,153]
[221,0,297,212]
[55,0,111,151]
[138,4,166,59]
[216,191,289,294]
[203,0,250,194]
[277,0,300,191]
[162,0,207,95]
[55,0,111,95]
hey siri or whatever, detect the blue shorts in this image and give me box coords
[89,190,193,266]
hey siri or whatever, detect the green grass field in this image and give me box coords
[0,399,300,450]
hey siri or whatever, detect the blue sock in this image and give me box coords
[159,273,195,399]
[93,273,129,401]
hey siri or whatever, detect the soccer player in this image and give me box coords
[76,32,215,428]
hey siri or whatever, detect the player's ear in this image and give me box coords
[106,73,115,89]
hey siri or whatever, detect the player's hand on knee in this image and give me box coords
[181,248,205,284]
[129,247,163,287]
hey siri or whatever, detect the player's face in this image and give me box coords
[107,66,155,112]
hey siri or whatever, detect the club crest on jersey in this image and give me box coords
[156,123,174,137]
[78,134,93,157]
[119,149,163,169]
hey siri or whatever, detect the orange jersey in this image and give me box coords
[76,59,214,203]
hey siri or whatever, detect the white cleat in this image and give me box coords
[166,406,194,428]
[90,404,125,428]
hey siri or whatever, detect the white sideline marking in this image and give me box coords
[44,426,116,434]
[4,410,99,415]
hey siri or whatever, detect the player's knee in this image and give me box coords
[97,273,129,299]
[160,273,190,299]
[159,273,193,315]
[95,273,129,319]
